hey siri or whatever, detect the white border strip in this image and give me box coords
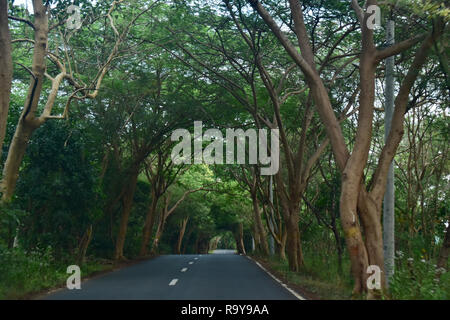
[246,256,306,300]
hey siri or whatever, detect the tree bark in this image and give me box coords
[331,216,343,275]
[276,229,287,261]
[139,189,159,256]
[77,225,93,265]
[251,192,269,255]
[234,222,246,255]
[151,211,165,254]
[114,169,139,260]
[285,212,303,272]
[251,224,260,252]
[176,217,189,254]
[0,0,48,202]
[0,0,12,163]
[182,228,194,254]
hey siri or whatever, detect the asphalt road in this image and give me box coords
[43,250,299,300]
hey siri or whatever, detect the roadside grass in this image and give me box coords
[253,250,353,300]
[254,250,450,300]
[0,247,114,300]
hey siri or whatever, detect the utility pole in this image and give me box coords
[383,19,395,286]
[268,175,275,255]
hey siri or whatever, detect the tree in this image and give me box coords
[140,144,185,256]
[0,0,12,163]
[1,0,149,203]
[249,0,447,296]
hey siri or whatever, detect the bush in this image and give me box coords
[0,245,111,299]
[390,253,450,300]
[0,245,67,299]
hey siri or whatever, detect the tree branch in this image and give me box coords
[8,15,35,30]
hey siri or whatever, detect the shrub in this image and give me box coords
[389,253,449,300]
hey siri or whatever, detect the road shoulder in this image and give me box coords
[248,255,322,300]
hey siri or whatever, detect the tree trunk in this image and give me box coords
[182,228,194,254]
[1,121,36,201]
[251,193,269,255]
[149,188,201,254]
[276,182,304,271]
[194,237,199,253]
[331,218,343,275]
[357,192,386,295]
[197,237,210,254]
[77,225,93,265]
[0,0,12,163]
[1,0,121,203]
[114,170,139,260]
[437,223,450,270]
[209,236,220,252]
[251,224,260,253]
[151,211,166,254]
[277,229,287,260]
[285,213,303,272]
[0,1,48,202]
[176,217,189,254]
[234,222,246,255]
[139,190,159,256]
[340,175,370,296]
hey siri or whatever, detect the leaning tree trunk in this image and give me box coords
[209,236,220,252]
[114,170,139,260]
[0,0,12,163]
[176,217,189,255]
[1,121,37,201]
[139,191,159,256]
[251,193,269,256]
[1,0,122,204]
[276,229,287,261]
[151,212,166,254]
[0,1,48,203]
[234,222,246,255]
[77,225,93,265]
[251,224,261,253]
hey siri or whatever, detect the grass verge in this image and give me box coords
[252,254,353,300]
[0,247,156,300]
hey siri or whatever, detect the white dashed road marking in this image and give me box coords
[169,279,178,286]
[189,261,194,265]
[181,268,188,272]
